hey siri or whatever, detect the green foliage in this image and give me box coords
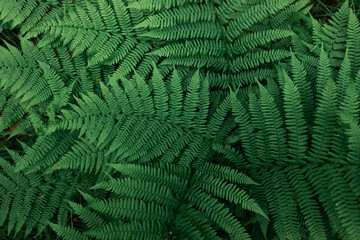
[0,0,359,240]
[227,4,360,239]
[22,0,311,89]
[0,156,78,237]
[67,162,263,240]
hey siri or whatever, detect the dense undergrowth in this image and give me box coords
[0,0,360,239]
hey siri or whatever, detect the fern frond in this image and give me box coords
[290,51,314,121]
[232,49,291,72]
[48,140,116,174]
[227,0,295,36]
[336,50,351,100]
[346,9,360,75]
[286,168,327,240]
[261,170,302,240]
[230,91,258,163]
[283,71,307,163]
[85,221,164,240]
[26,0,156,71]
[132,0,307,89]
[0,96,24,132]
[0,158,77,237]
[71,162,261,239]
[0,39,98,113]
[49,223,89,240]
[0,0,56,33]
[2,1,360,240]
[341,114,360,164]
[233,29,294,54]
[308,78,337,163]
[229,16,360,237]
[54,68,232,167]
[315,47,332,99]
[258,83,287,163]
[322,0,350,62]
[129,0,204,10]
[14,131,76,173]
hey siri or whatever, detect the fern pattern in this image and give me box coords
[0,0,359,239]
[61,162,263,240]
[227,7,360,237]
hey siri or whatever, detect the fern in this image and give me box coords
[117,0,307,88]
[46,68,232,171]
[0,0,58,33]
[1,1,360,239]
[282,71,307,163]
[61,162,264,240]
[26,0,157,76]
[49,223,89,240]
[228,9,360,237]
[0,157,77,237]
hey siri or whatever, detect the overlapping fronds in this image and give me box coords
[26,0,157,76]
[0,0,58,34]
[228,25,360,238]
[129,0,310,89]
[57,162,264,240]
[1,1,360,239]
[0,157,77,237]
[50,67,232,169]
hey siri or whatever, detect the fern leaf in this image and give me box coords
[316,47,332,99]
[258,83,287,162]
[49,223,89,240]
[290,51,314,121]
[70,162,261,239]
[309,78,338,163]
[230,91,258,163]
[341,114,360,164]
[346,9,360,75]
[283,72,307,163]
